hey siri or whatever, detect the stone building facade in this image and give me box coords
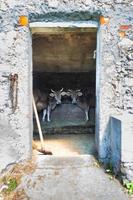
[0,0,133,180]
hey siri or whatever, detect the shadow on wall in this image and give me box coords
[110,117,121,174]
[0,117,20,172]
[99,118,111,163]
[100,117,121,174]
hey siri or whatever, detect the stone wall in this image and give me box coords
[0,0,133,179]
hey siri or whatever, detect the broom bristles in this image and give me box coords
[37,148,53,155]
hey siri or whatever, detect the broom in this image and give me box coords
[32,95,52,155]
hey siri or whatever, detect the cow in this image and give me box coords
[33,89,48,112]
[33,88,49,121]
[33,88,65,122]
[42,88,66,122]
[66,89,95,121]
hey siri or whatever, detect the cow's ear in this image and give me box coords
[61,92,67,96]
[78,92,83,96]
[49,93,55,97]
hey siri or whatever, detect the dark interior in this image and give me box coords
[33,30,96,135]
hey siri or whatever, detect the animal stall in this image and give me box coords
[32,29,97,155]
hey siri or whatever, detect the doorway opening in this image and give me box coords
[31,23,98,156]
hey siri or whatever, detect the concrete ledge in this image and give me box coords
[30,21,98,34]
[111,114,133,179]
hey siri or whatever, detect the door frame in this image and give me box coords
[30,21,100,154]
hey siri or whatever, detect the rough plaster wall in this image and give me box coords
[0,118,20,172]
[98,14,133,179]
[0,0,133,178]
[0,2,32,167]
[33,32,96,72]
[121,114,133,181]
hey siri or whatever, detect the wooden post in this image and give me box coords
[32,95,45,150]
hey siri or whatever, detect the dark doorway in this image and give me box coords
[32,29,97,155]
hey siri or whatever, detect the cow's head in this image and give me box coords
[49,88,66,104]
[66,89,83,104]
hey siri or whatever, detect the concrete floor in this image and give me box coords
[34,133,96,156]
[18,155,129,200]
[26,134,129,200]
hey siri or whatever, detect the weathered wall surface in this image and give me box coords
[0,118,21,172]
[0,0,133,179]
[33,32,96,72]
[0,1,33,165]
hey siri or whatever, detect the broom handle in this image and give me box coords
[32,95,45,149]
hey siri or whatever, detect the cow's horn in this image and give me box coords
[68,89,72,92]
[60,88,63,92]
[76,89,81,92]
[51,89,55,93]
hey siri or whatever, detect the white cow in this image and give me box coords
[66,89,95,121]
[34,88,65,122]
